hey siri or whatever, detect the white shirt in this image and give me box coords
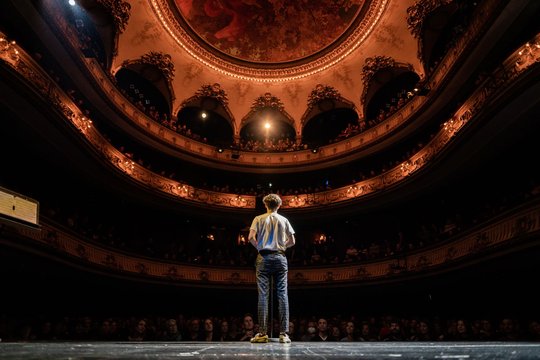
[250,212,295,252]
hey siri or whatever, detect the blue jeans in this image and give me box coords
[255,253,289,335]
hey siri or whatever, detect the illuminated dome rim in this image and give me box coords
[150,0,389,82]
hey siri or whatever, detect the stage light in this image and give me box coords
[68,0,76,6]
[200,111,207,119]
[264,121,271,129]
[217,147,224,153]
[311,148,318,153]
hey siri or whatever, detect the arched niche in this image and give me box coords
[176,103,235,148]
[364,69,420,121]
[239,108,296,148]
[115,67,172,119]
[302,106,360,148]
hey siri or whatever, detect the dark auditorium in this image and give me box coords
[1,0,540,358]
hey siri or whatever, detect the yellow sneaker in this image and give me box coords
[279,333,291,343]
[250,333,269,343]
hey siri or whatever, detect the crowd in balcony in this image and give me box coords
[39,171,540,270]
[237,136,307,152]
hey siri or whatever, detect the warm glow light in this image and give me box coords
[264,122,271,129]
[200,111,207,119]
[150,0,388,82]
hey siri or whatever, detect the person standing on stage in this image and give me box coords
[248,194,295,343]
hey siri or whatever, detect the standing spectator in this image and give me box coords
[248,194,295,344]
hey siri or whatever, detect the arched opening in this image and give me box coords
[176,106,234,147]
[302,107,360,148]
[364,71,420,123]
[421,2,478,73]
[115,68,171,124]
[239,109,297,152]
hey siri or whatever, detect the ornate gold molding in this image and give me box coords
[149,0,388,82]
[2,29,538,209]
[0,34,255,210]
[37,0,501,169]
[7,200,540,287]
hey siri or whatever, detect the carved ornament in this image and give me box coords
[194,83,229,106]
[96,0,132,33]
[126,51,175,82]
[307,84,341,112]
[361,55,396,87]
[406,0,453,39]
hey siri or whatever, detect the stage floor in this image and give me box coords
[1,341,540,359]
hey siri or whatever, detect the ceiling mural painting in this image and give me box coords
[174,0,366,63]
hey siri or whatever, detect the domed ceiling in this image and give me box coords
[173,0,368,64]
[118,0,420,135]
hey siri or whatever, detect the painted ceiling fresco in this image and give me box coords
[174,0,365,63]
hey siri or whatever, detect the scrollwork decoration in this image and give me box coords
[123,51,175,82]
[307,84,341,112]
[96,0,132,33]
[194,83,229,106]
[406,0,453,39]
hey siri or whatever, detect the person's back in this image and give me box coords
[248,194,295,344]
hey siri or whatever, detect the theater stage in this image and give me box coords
[1,341,540,359]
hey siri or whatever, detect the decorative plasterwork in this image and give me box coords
[307,84,342,112]
[241,92,294,127]
[361,55,396,86]
[406,0,453,39]
[2,29,539,209]
[252,93,285,112]
[96,0,132,33]
[123,51,176,82]
[12,202,540,286]
[193,83,229,106]
[149,0,389,82]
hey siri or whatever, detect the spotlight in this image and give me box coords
[264,122,271,129]
[68,0,76,5]
[200,111,207,119]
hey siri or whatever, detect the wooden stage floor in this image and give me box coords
[1,341,540,359]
